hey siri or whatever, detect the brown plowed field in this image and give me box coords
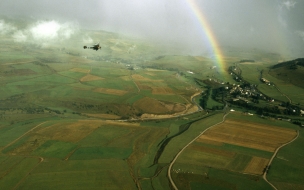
[196,138,224,146]
[189,144,235,158]
[135,82,151,90]
[199,119,297,152]
[243,156,269,175]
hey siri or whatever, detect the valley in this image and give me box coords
[0,29,304,190]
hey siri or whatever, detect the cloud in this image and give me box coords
[12,31,27,42]
[283,0,296,10]
[10,20,79,46]
[30,20,61,40]
[0,19,16,34]
[29,20,78,41]
[82,35,93,44]
[277,1,296,28]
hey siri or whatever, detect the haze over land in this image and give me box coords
[1,0,304,58]
[1,1,304,190]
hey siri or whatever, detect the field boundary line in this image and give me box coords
[130,73,140,93]
[1,121,48,151]
[168,112,229,190]
[12,156,44,190]
[263,130,299,190]
[273,85,292,103]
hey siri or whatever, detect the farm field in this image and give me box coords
[267,128,304,190]
[172,112,299,189]
[0,112,218,189]
[1,28,304,190]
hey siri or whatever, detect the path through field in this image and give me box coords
[263,130,299,190]
[12,156,44,190]
[274,85,292,103]
[167,112,229,190]
[1,121,48,151]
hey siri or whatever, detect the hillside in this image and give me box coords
[269,58,304,88]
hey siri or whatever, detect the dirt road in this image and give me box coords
[168,112,229,190]
[263,130,299,190]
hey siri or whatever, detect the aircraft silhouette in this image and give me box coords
[83,43,101,51]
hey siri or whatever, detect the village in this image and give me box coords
[200,64,304,127]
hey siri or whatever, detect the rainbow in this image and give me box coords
[186,0,226,72]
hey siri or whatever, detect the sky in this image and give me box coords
[1,0,304,58]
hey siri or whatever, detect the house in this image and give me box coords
[261,78,270,83]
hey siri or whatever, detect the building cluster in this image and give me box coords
[260,78,272,85]
[228,83,274,103]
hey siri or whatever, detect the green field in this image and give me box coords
[260,68,304,105]
[267,129,304,190]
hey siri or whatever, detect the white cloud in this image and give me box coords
[282,0,296,10]
[277,0,296,28]
[29,20,78,41]
[82,35,93,44]
[30,21,61,40]
[9,20,79,45]
[0,20,16,34]
[12,31,27,42]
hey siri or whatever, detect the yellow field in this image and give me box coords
[120,76,131,81]
[103,120,140,127]
[152,87,174,95]
[36,120,102,142]
[132,74,162,81]
[196,138,224,146]
[243,156,269,175]
[80,74,104,82]
[8,120,140,154]
[85,113,121,119]
[199,119,297,152]
[134,97,185,114]
[135,82,151,90]
[145,68,166,72]
[94,88,128,96]
[70,68,90,73]
[144,72,156,76]
[189,144,235,158]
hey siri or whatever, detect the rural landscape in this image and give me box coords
[1,19,304,190]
